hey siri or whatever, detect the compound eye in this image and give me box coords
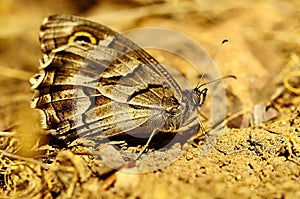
[68,31,97,45]
[194,88,208,107]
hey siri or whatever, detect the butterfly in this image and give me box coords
[30,14,208,155]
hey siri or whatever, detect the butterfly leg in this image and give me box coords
[135,116,203,160]
[135,128,159,160]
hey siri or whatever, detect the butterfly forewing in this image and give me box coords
[39,15,183,100]
[31,15,199,143]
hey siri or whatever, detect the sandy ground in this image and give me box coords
[1,0,300,198]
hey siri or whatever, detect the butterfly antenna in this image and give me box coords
[199,39,229,81]
[196,75,237,89]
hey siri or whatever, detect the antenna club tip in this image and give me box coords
[222,39,229,44]
[229,75,237,79]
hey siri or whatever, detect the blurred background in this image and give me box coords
[1,1,300,198]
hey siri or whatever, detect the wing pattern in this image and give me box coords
[31,15,188,142]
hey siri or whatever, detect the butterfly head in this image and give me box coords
[193,87,208,107]
[192,75,236,108]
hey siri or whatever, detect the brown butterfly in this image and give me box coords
[30,14,207,155]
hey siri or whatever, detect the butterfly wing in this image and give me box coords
[31,15,187,142]
[39,14,183,99]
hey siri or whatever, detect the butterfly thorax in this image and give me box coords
[179,88,207,128]
[161,95,182,130]
[161,87,204,131]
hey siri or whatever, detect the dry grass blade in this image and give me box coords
[283,71,300,94]
[0,66,33,81]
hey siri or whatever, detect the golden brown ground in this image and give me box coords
[1,0,300,198]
